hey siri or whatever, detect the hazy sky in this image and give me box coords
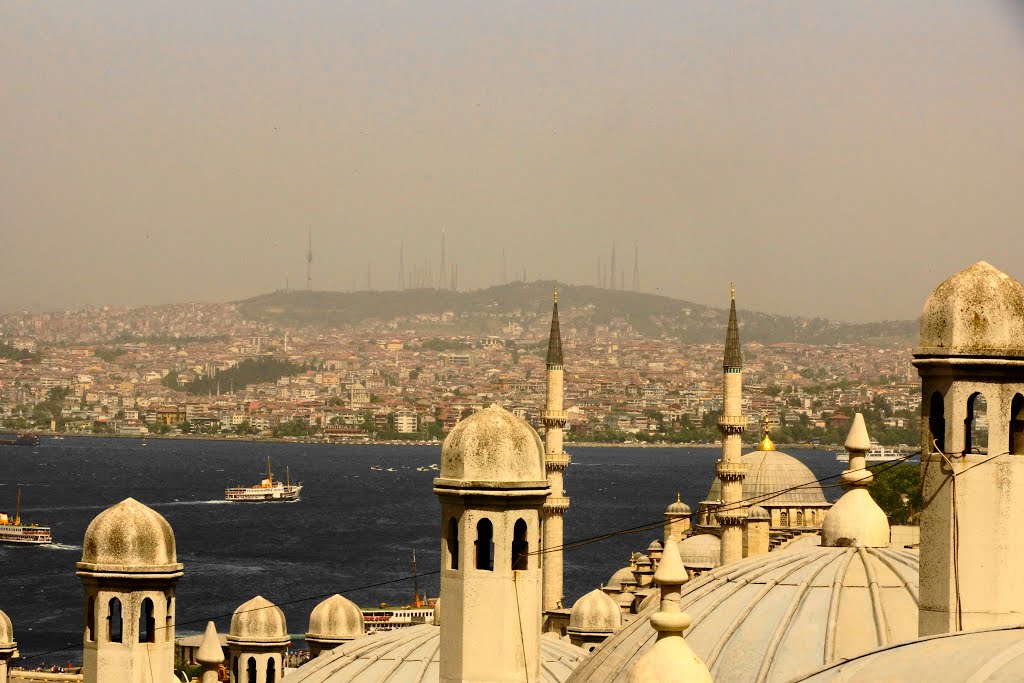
[3,2,1023,321]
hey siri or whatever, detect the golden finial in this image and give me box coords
[553,286,558,305]
[731,283,735,302]
[676,491,681,503]
[758,414,776,451]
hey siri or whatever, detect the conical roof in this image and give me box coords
[547,289,564,366]
[723,288,742,370]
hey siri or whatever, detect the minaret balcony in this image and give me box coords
[716,461,748,481]
[717,508,747,526]
[543,410,568,426]
[717,414,746,434]
[544,496,570,512]
[545,453,570,469]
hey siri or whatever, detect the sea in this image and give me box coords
[0,436,844,665]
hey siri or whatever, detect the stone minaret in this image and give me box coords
[716,286,748,566]
[542,288,570,611]
[913,261,1024,635]
[435,405,550,683]
[78,498,183,683]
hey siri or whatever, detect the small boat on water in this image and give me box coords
[836,440,913,463]
[0,487,52,545]
[225,457,302,502]
[0,433,41,447]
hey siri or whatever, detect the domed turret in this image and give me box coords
[747,505,770,521]
[439,404,546,484]
[305,594,365,656]
[0,608,15,681]
[663,492,692,544]
[79,497,180,572]
[228,596,288,683]
[568,589,622,651]
[919,261,1024,357]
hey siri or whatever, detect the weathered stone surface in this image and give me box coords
[439,404,545,483]
[229,595,288,644]
[306,594,364,640]
[79,497,180,571]
[569,589,622,634]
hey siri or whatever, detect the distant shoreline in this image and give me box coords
[16,430,837,451]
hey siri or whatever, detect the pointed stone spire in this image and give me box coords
[723,284,742,370]
[625,538,712,682]
[196,621,224,683]
[546,287,563,367]
[822,412,890,547]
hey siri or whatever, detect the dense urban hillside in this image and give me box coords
[238,282,917,345]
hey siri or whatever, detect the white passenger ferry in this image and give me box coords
[0,488,52,545]
[835,440,913,463]
[225,458,302,502]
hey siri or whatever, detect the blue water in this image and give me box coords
[0,437,843,664]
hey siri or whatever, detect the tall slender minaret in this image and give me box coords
[306,227,313,291]
[542,288,570,610]
[715,285,748,566]
[609,242,617,290]
[632,241,640,290]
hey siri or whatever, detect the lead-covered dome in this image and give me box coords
[919,261,1024,357]
[567,544,920,683]
[705,450,829,508]
[569,589,622,634]
[229,596,289,645]
[439,405,545,484]
[678,534,720,571]
[282,623,585,682]
[79,498,181,573]
[307,594,364,642]
[0,608,14,649]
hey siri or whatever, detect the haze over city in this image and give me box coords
[3,2,1024,320]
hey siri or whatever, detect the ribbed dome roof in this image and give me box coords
[229,596,289,645]
[665,496,691,515]
[0,609,14,649]
[748,505,771,521]
[918,261,1024,357]
[678,534,720,570]
[567,545,919,683]
[605,567,636,591]
[705,450,829,507]
[797,625,1024,682]
[569,589,622,633]
[79,498,181,573]
[634,554,651,567]
[438,405,546,484]
[307,594,364,641]
[646,539,663,553]
[282,623,585,682]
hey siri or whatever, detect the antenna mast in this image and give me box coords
[306,227,313,291]
[413,550,421,607]
[632,241,640,290]
[15,486,21,526]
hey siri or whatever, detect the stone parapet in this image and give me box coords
[544,496,570,512]
[545,453,570,470]
[716,461,748,481]
[717,414,746,433]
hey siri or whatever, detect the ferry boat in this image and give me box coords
[0,488,52,545]
[836,440,913,463]
[225,457,302,502]
[0,433,41,447]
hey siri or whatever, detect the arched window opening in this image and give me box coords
[795,510,803,527]
[246,656,257,683]
[1011,394,1024,456]
[165,595,173,642]
[780,510,789,527]
[108,598,122,644]
[929,392,946,454]
[965,393,988,455]
[512,518,529,570]
[475,518,494,571]
[446,517,460,570]
[86,597,96,642]
[267,657,276,683]
[139,597,155,644]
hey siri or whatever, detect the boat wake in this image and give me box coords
[152,499,233,507]
[43,543,81,551]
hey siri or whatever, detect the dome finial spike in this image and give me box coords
[731,282,735,301]
[553,285,557,305]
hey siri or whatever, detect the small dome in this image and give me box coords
[0,608,14,648]
[229,596,288,644]
[439,405,546,483]
[822,488,889,547]
[307,594,364,641]
[665,493,691,516]
[606,567,636,591]
[635,554,651,567]
[282,623,586,683]
[569,589,622,634]
[748,505,770,521]
[919,261,1024,357]
[79,498,181,572]
[646,539,663,553]
[677,534,721,570]
[616,593,636,609]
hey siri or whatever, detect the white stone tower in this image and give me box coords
[227,596,289,683]
[435,404,550,683]
[716,286,748,566]
[913,261,1024,635]
[542,288,570,611]
[77,498,183,683]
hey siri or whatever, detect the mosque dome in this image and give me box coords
[566,544,920,683]
[0,608,14,649]
[665,495,691,516]
[228,596,289,645]
[282,623,586,683]
[438,405,546,484]
[605,567,636,592]
[634,554,651,567]
[569,590,622,634]
[797,625,1024,682]
[646,539,663,554]
[79,498,181,572]
[306,594,364,642]
[705,449,828,508]
[747,505,770,521]
[919,261,1024,357]
[677,534,720,571]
